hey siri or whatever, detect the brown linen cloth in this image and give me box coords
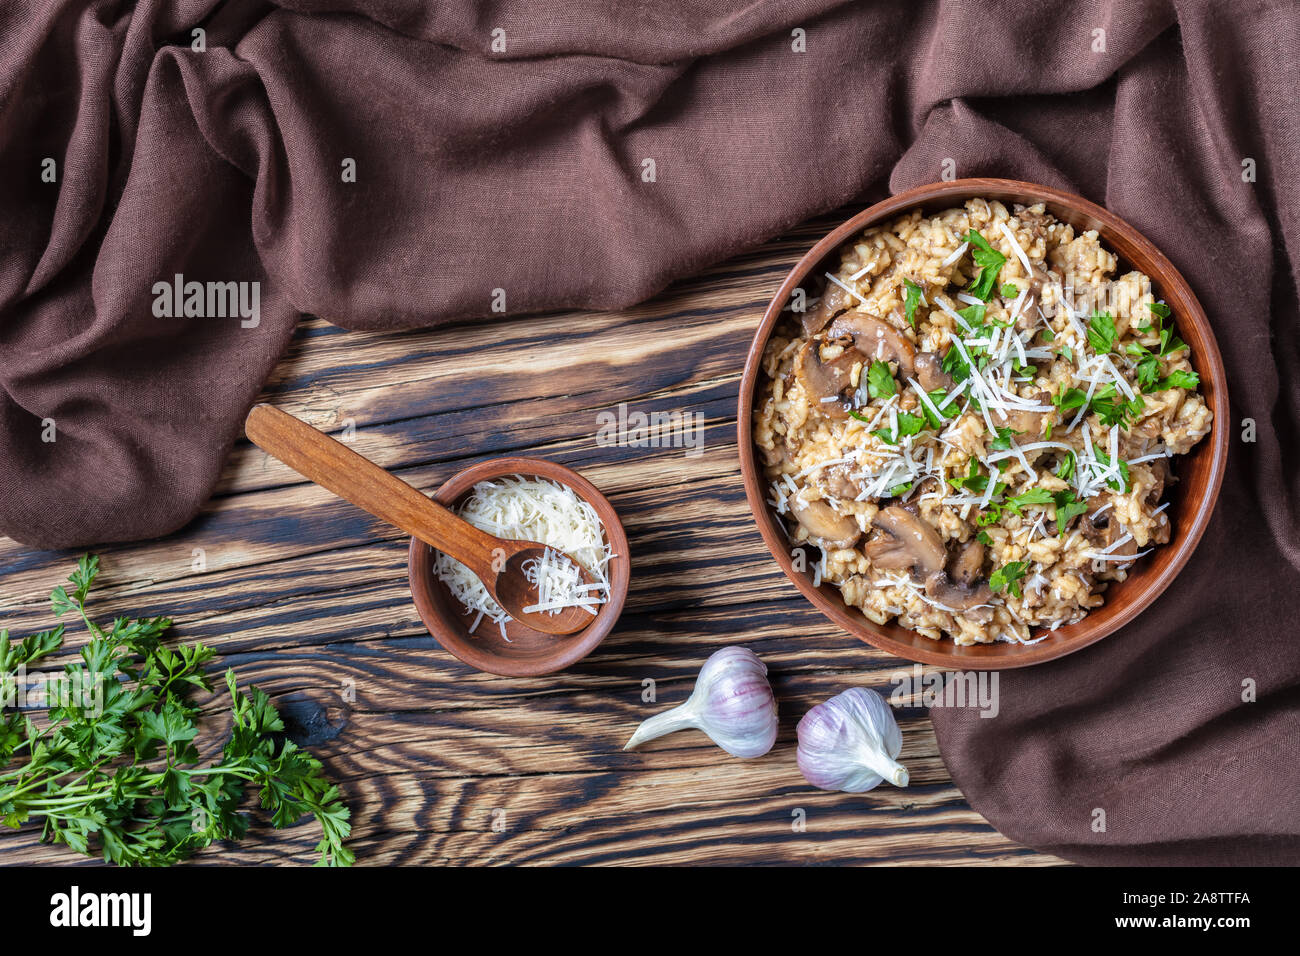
[2,0,1297,863]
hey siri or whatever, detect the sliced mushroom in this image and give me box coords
[827,312,916,378]
[924,572,993,614]
[793,340,858,418]
[1144,457,1174,507]
[1080,500,1137,557]
[1016,264,1051,331]
[1132,414,1165,440]
[863,506,945,577]
[914,351,952,392]
[899,477,940,515]
[819,464,863,501]
[1000,390,1055,441]
[790,495,860,550]
[921,538,993,613]
[949,537,985,587]
[802,282,852,336]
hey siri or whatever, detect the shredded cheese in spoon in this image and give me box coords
[432,475,613,639]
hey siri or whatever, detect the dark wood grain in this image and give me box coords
[0,209,1065,866]
[245,404,602,640]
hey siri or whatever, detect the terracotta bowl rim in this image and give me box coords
[737,177,1230,669]
[407,456,630,677]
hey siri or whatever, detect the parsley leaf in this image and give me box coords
[949,457,989,493]
[1055,450,1076,481]
[1096,449,1132,492]
[989,426,1021,452]
[0,556,353,866]
[921,389,957,430]
[1053,491,1088,536]
[1153,368,1200,391]
[942,344,971,383]
[1089,385,1145,429]
[963,230,1007,301]
[1134,352,1161,392]
[1000,283,1019,298]
[874,411,926,445]
[989,561,1029,599]
[1086,310,1117,354]
[1004,487,1054,516]
[903,279,923,330]
[956,303,987,329]
[1053,388,1088,412]
[1129,304,1194,394]
[866,359,896,399]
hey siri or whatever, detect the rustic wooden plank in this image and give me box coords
[0,208,1063,866]
[0,777,1059,866]
[0,436,795,628]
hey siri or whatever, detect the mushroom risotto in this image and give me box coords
[753,199,1212,645]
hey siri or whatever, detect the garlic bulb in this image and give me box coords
[624,646,778,758]
[796,687,909,791]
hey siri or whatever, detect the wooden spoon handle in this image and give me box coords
[244,404,498,577]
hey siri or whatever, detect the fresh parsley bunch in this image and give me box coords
[0,556,352,866]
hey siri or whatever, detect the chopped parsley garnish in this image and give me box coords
[977,530,994,546]
[989,426,1021,452]
[1127,303,1194,393]
[866,359,896,399]
[1154,368,1200,391]
[1004,487,1054,515]
[873,411,926,445]
[921,389,957,429]
[1000,283,1020,298]
[1086,310,1117,354]
[949,457,989,493]
[1052,490,1088,536]
[942,344,973,383]
[956,302,986,329]
[989,561,1029,599]
[1055,384,1143,430]
[1055,450,1076,481]
[889,481,914,498]
[1053,387,1088,412]
[1128,344,1162,391]
[963,230,1007,301]
[903,278,923,330]
[1089,384,1145,429]
[1095,449,1132,492]
[1150,305,1188,355]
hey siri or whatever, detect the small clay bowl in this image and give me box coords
[408,457,629,677]
[738,178,1229,669]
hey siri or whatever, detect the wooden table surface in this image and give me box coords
[0,209,1063,866]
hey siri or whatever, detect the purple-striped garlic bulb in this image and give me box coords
[797,687,909,791]
[624,646,778,758]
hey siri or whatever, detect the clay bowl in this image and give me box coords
[738,178,1229,669]
[408,457,629,677]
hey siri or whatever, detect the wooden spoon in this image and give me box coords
[244,404,596,636]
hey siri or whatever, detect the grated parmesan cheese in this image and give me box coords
[432,476,613,639]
